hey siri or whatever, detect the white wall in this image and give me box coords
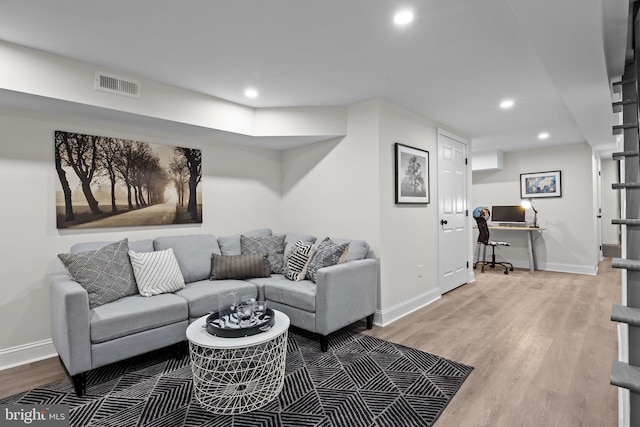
[0,105,283,368]
[281,100,381,253]
[377,101,441,323]
[601,158,620,245]
[282,99,445,325]
[472,142,599,274]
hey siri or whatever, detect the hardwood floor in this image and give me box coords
[363,258,620,427]
[0,260,620,426]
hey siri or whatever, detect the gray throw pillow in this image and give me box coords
[306,237,350,283]
[210,253,271,280]
[58,239,137,309]
[241,234,286,274]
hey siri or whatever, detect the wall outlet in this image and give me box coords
[417,264,423,278]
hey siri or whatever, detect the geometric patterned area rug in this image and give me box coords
[1,329,473,427]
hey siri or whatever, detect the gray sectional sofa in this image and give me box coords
[50,228,378,397]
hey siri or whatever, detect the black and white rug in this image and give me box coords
[2,330,473,426]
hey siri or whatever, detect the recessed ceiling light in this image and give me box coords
[244,88,258,98]
[538,132,550,140]
[499,99,514,109]
[394,10,414,25]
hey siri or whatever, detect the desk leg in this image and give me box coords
[526,231,535,272]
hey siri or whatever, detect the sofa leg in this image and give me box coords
[320,335,329,352]
[72,372,87,397]
[366,314,374,329]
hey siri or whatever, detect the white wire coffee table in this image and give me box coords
[186,309,290,415]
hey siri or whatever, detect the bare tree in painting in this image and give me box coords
[130,143,151,207]
[54,132,75,221]
[141,156,170,205]
[169,153,189,207]
[115,141,136,209]
[60,133,102,214]
[175,147,202,221]
[98,137,122,212]
[402,155,425,194]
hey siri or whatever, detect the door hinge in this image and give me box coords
[465,209,469,216]
[466,261,469,268]
[465,158,468,165]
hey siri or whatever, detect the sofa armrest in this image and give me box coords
[50,271,92,375]
[314,258,378,336]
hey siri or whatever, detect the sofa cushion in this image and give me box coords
[306,238,350,283]
[174,279,257,318]
[210,253,270,280]
[90,293,188,344]
[263,277,317,313]
[58,239,137,309]
[332,238,370,261]
[241,234,286,274]
[218,228,272,256]
[245,274,285,301]
[283,240,316,281]
[153,234,220,283]
[128,248,186,296]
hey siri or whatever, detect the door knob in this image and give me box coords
[441,219,448,225]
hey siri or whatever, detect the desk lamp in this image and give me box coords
[521,199,538,228]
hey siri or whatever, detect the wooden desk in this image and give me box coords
[488,226,544,272]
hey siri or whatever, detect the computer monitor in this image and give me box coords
[491,205,526,225]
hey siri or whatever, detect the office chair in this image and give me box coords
[473,207,514,274]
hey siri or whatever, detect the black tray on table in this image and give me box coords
[206,307,275,338]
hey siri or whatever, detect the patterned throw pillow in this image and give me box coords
[58,239,137,309]
[128,249,186,297]
[305,237,350,283]
[210,253,271,280]
[284,240,317,281]
[240,234,286,274]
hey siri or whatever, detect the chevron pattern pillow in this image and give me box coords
[284,240,317,281]
[240,234,286,274]
[58,239,137,309]
[306,237,350,283]
[128,248,186,297]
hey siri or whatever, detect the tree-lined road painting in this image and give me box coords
[55,131,202,229]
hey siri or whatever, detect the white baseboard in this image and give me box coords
[374,288,441,327]
[494,258,598,275]
[0,339,58,371]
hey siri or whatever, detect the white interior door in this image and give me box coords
[438,130,468,294]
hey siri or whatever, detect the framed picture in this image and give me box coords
[520,170,562,198]
[55,130,203,229]
[395,143,429,204]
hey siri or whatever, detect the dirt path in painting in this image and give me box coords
[70,202,176,228]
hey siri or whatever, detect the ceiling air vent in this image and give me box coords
[94,71,141,99]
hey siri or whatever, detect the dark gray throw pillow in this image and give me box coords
[58,239,137,309]
[240,234,286,274]
[210,253,271,280]
[306,237,350,283]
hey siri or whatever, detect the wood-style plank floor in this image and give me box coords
[0,259,620,426]
[362,258,620,427]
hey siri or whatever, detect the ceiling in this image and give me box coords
[0,0,631,154]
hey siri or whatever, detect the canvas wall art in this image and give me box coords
[55,131,202,229]
[520,170,562,198]
[395,143,429,204]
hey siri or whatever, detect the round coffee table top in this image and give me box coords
[186,309,290,349]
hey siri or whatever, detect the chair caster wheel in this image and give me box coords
[504,270,508,274]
